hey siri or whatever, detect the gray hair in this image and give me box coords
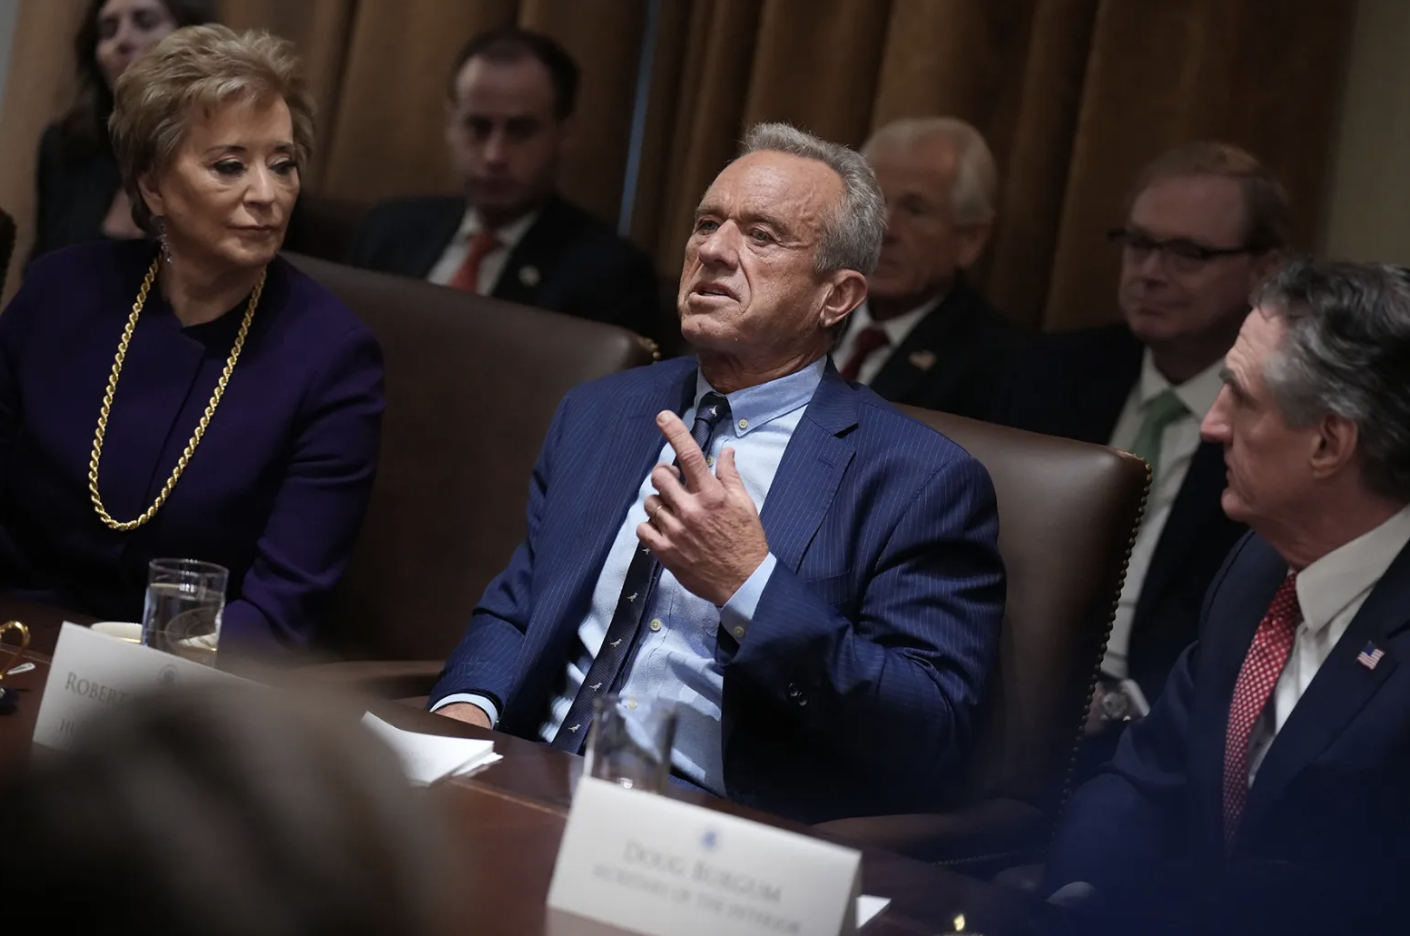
[863,116,998,227]
[1256,258,1410,501]
[739,122,886,276]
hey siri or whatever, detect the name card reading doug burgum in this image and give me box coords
[32,622,239,749]
[548,777,864,936]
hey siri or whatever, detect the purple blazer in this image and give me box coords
[0,239,384,649]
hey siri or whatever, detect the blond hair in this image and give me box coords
[110,24,315,233]
[1126,141,1292,251]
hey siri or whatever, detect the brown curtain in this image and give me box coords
[0,0,1355,325]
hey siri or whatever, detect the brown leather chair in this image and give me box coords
[813,407,1148,872]
[283,253,658,661]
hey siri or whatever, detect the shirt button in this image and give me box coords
[737,418,748,430]
[733,625,746,639]
[706,454,715,467]
[649,618,663,632]
[626,698,638,710]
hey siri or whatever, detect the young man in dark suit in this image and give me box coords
[1046,259,1410,935]
[348,29,663,343]
[832,117,1021,419]
[994,143,1289,766]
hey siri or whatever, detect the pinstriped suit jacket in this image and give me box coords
[430,356,1006,822]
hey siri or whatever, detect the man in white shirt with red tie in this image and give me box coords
[349,28,663,342]
[831,117,1020,418]
[1044,258,1410,936]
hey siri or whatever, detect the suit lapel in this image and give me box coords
[1135,441,1229,614]
[409,200,465,279]
[1240,542,1410,836]
[1055,333,1142,445]
[563,365,694,582]
[492,196,574,306]
[757,363,859,572]
[867,286,969,399]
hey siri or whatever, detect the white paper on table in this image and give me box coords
[856,894,891,928]
[361,712,502,785]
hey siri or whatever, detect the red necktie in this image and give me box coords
[1222,573,1301,843]
[446,231,501,294]
[839,325,890,381]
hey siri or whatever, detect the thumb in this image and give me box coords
[717,446,745,490]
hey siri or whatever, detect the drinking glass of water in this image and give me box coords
[141,559,228,666]
[583,694,677,793]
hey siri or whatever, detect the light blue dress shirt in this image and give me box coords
[537,357,823,791]
[434,359,823,794]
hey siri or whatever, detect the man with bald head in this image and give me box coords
[833,117,1020,418]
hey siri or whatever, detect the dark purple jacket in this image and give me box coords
[0,239,383,649]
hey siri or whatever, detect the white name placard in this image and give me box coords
[548,777,865,936]
[32,622,242,750]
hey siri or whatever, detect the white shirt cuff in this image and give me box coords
[1047,881,1098,907]
[719,552,777,638]
[430,692,500,727]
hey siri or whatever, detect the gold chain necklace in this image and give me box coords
[88,255,265,531]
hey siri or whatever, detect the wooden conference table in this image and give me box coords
[0,594,1052,936]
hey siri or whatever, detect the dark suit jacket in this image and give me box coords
[429,357,1007,823]
[1047,532,1410,934]
[0,240,384,649]
[994,323,1244,701]
[348,193,664,342]
[30,123,122,263]
[862,276,1023,419]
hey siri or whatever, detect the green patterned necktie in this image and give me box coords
[1127,388,1188,483]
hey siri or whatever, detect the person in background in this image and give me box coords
[994,142,1288,771]
[1046,259,1410,936]
[0,26,383,650]
[835,117,1021,418]
[429,123,1005,824]
[350,27,664,343]
[0,686,458,936]
[30,0,217,262]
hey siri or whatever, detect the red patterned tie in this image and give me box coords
[839,324,890,381]
[1222,573,1301,843]
[446,230,501,294]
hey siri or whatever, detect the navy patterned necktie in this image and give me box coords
[550,392,732,753]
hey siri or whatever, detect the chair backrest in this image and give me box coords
[284,194,369,264]
[284,253,658,660]
[897,406,1148,830]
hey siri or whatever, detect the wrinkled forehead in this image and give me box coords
[697,151,842,227]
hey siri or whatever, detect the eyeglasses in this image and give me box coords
[1107,228,1260,273]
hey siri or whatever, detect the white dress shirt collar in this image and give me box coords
[694,356,825,438]
[1296,503,1410,637]
[852,290,948,347]
[452,205,540,251]
[1137,349,1225,421]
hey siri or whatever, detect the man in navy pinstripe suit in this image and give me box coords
[429,123,1006,823]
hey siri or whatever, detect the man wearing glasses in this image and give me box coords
[993,142,1290,773]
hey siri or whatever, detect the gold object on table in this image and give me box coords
[0,620,31,678]
[87,255,265,531]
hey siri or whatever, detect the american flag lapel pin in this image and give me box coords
[1356,641,1385,671]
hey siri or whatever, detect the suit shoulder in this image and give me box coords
[20,239,145,297]
[274,255,379,347]
[854,391,986,474]
[1019,322,1135,364]
[543,197,654,267]
[569,357,690,403]
[360,195,463,233]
